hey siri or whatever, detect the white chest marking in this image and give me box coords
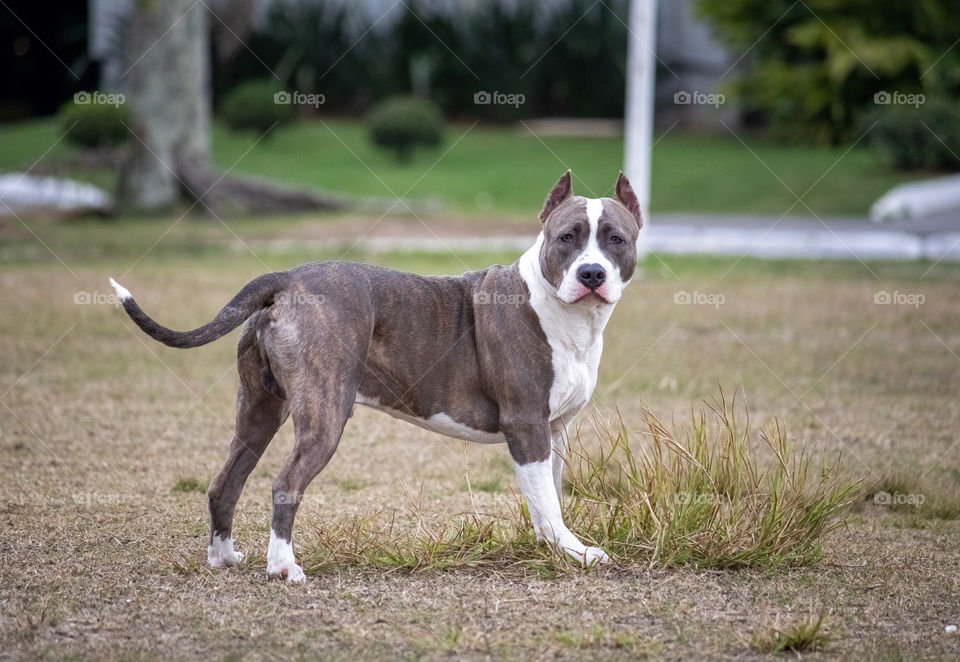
[518,227,614,423]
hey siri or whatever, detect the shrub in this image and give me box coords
[58,96,130,148]
[864,98,960,171]
[221,78,294,135]
[367,96,444,163]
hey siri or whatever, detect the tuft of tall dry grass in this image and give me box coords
[302,391,861,575]
[564,390,861,568]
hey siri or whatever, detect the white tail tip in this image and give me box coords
[108,277,132,301]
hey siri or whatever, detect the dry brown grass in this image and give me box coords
[297,394,861,578]
[1,213,960,660]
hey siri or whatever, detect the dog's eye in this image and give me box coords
[610,235,624,245]
[559,233,574,243]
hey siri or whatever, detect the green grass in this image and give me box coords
[171,477,208,494]
[752,612,830,654]
[0,117,921,216]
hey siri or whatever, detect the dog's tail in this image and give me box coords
[108,272,291,348]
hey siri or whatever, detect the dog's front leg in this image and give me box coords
[505,419,610,567]
[550,422,569,501]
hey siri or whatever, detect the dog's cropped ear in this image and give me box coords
[539,170,573,223]
[615,172,643,229]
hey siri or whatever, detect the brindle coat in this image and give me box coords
[114,170,642,578]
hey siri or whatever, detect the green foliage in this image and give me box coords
[367,96,444,163]
[696,0,960,144]
[752,613,830,653]
[58,96,130,148]
[863,97,960,171]
[222,0,628,119]
[258,1,360,109]
[220,78,293,135]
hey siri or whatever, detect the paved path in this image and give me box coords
[293,212,960,262]
[647,212,960,261]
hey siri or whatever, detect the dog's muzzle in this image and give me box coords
[575,263,606,291]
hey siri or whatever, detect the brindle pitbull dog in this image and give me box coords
[110,171,643,582]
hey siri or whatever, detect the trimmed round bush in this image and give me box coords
[367,96,444,163]
[221,79,294,135]
[58,95,131,148]
[864,98,960,172]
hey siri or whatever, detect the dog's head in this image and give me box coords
[536,171,643,305]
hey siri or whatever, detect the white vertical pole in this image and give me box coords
[623,0,658,257]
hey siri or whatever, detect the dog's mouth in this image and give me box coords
[562,285,615,306]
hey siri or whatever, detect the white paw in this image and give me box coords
[565,545,611,567]
[208,535,244,568]
[266,529,306,582]
[266,561,306,583]
[208,549,244,568]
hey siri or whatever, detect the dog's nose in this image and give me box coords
[576,263,606,290]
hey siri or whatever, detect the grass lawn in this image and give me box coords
[1,213,959,660]
[0,117,922,216]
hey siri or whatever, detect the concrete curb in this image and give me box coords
[251,227,960,262]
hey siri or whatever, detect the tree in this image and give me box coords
[117,0,209,213]
[695,0,960,144]
[116,0,342,215]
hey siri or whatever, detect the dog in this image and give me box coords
[110,170,642,582]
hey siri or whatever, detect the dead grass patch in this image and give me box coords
[302,392,861,575]
[865,472,960,522]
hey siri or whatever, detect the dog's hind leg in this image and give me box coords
[265,365,359,582]
[207,326,288,569]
